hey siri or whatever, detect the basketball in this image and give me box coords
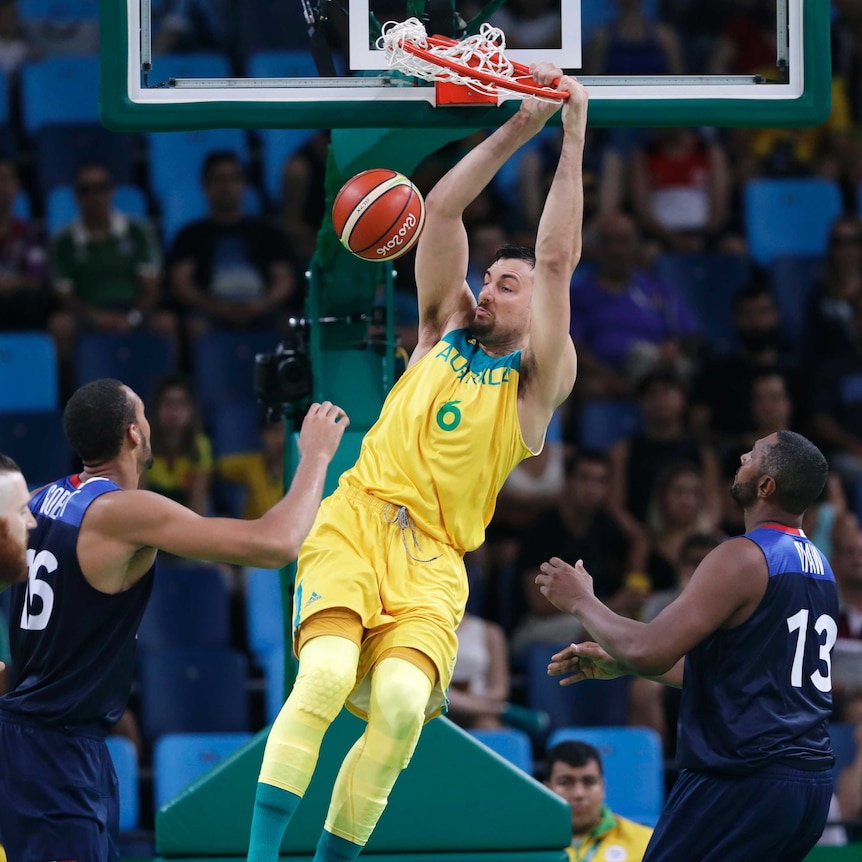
[332,168,425,262]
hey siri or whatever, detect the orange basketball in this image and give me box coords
[332,168,426,262]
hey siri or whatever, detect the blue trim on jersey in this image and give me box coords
[440,329,522,377]
[30,476,118,527]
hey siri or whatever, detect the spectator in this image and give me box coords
[690,279,800,445]
[168,150,299,338]
[47,163,175,373]
[836,714,862,833]
[543,740,653,862]
[809,295,862,484]
[804,216,862,362]
[488,0,561,50]
[587,0,683,77]
[217,416,285,520]
[446,610,548,738]
[141,374,213,516]
[511,449,647,659]
[608,366,722,528]
[0,0,34,76]
[629,127,740,257]
[725,370,794,454]
[633,461,722,592]
[0,157,48,331]
[569,211,700,400]
[279,130,330,272]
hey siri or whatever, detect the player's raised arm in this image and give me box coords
[83,401,348,577]
[524,75,587,415]
[413,73,563,346]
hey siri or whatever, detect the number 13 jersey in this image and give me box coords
[678,523,839,774]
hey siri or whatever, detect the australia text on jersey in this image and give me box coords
[435,343,513,386]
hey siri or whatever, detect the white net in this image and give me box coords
[376,17,523,97]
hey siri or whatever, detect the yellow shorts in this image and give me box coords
[293,483,469,721]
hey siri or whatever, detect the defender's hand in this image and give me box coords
[535,557,594,614]
[548,641,627,686]
[297,401,349,463]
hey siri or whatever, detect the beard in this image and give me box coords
[0,519,27,585]
[730,474,758,509]
[469,306,494,339]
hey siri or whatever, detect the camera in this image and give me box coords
[254,320,313,420]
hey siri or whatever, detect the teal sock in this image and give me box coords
[312,829,363,862]
[247,783,301,862]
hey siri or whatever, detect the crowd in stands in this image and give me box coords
[4,0,862,849]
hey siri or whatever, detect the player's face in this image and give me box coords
[0,470,36,584]
[730,434,778,508]
[127,389,154,471]
[472,258,533,343]
[546,759,605,837]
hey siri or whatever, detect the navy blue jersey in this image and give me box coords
[677,524,838,774]
[0,476,154,731]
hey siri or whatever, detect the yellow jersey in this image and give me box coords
[343,329,533,552]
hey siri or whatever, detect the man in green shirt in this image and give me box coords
[47,162,177,369]
[545,740,653,862]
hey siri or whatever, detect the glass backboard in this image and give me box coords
[100,0,831,131]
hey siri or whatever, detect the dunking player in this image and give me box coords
[248,66,588,861]
[538,431,838,861]
[0,379,348,862]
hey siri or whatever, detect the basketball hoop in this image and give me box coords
[376,18,568,106]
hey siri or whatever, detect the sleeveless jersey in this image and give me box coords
[0,475,155,731]
[677,524,838,774]
[343,329,533,552]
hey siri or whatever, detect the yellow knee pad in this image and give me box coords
[259,636,359,795]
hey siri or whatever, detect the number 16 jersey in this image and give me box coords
[1,475,155,732]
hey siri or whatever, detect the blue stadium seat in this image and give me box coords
[246,50,319,80]
[744,178,843,267]
[769,254,823,344]
[256,128,318,206]
[147,52,232,85]
[548,726,664,827]
[575,0,659,45]
[152,731,253,810]
[467,727,534,774]
[0,332,58,412]
[653,252,752,351]
[0,411,73,487]
[21,56,101,136]
[18,0,101,22]
[137,564,231,650]
[138,646,250,741]
[259,645,286,725]
[526,644,631,731]
[47,183,148,236]
[74,331,178,403]
[211,401,262,456]
[148,128,250,213]
[105,735,139,831]
[191,330,281,417]
[577,400,642,452]
[245,567,285,658]
[34,124,136,197]
[13,190,31,219]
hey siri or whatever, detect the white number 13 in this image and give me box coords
[787,608,837,693]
